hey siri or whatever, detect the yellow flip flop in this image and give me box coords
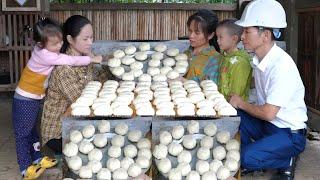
[39,156,58,169]
[23,164,45,180]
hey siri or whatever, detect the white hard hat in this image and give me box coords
[235,0,287,28]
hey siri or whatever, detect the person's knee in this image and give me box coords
[241,148,261,170]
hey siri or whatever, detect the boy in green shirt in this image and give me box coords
[216,19,252,101]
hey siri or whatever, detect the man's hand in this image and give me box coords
[229,94,244,109]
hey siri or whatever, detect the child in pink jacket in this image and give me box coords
[12,17,102,180]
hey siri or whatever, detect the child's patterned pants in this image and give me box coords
[12,97,42,172]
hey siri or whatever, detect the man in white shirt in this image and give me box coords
[229,0,307,179]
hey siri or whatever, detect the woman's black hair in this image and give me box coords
[187,9,220,52]
[217,18,243,43]
[33,17,62,49]
[60,15,91,53]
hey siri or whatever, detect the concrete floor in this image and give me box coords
[0,92,319,180]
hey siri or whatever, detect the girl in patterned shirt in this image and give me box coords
[184,9,221,83]
[12,17,102,180]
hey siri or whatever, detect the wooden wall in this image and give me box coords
[297,10,320,112]
[0,13,39,91]
[49,10,235,40]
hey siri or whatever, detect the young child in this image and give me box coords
[12,17,102,180]
[216,19,252,101]
[184,9,221,84]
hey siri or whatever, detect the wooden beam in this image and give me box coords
[50,3,237,11]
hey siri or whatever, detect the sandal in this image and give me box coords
[39,156,58,169]
[23,164,45,180]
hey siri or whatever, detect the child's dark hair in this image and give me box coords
[217,19,243,43]
[187,9,220,52]
[61,15,91,53]
[33,17,62,49]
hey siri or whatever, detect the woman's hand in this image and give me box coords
[90,55,103,63]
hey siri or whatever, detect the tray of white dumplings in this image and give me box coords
[152,118,241,180]
[102,42,190,82]
[62,119,152,180]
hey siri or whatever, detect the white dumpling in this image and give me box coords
[154,43,167,52]
[79,140,94,154]
[217,166,231,180]
[175,53,188,61]
[128,163,142,177]
[226,139,240,151]
[108,145,121,158]
[182,135,196,149]
[196,160,209,175]
[139,73,152,82]
[157,158,171,174]
[135,51,148,61]
[108,57,121,67]
[82,125,95,138]
[187,120,199,134]
[128,130,142,142]
[168,168,182,180]
[112,168,128,180]
[168,142,183,156]
[163,58,176,67]
[176,163,191,176]
[130,61,144,70]
[159,131,172,145]
[139,42,150,51]
[124,144,138,158]
[202,171,217,180]
[167,48,179,57]
[197,147,210,160]
[106,158,120,172]
[113,50,125,59]
[98,120,110,133]
[138,148,152,160]
[216,131,231,144]
[226,150,240,161]
[63,142,78,157]
[160,66,173,75]
[115,123,128,135]
[171,125,184,140]
[121,56,135,65]
[79,166,93,179]
[212,146,226,160]
[177,150,192,164]
[121,157,134,170]
[151,52,164,60]
[204,123,217,137]
[225,158,239,171]
[167,70,180,80]
[69,130,83,144]
[111,135,125,147]
[136,155,150,169]
[87,160,102,173]
[97,168,111,180]
[186,171,200,180]
[67,155,82,171]
[88,148,103,161]
[137,138,151,149]
[125,45,137,55]
[209,159,223,173]
[153,144,168,159]
[122,72,135,81]
[200,136,214,148]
